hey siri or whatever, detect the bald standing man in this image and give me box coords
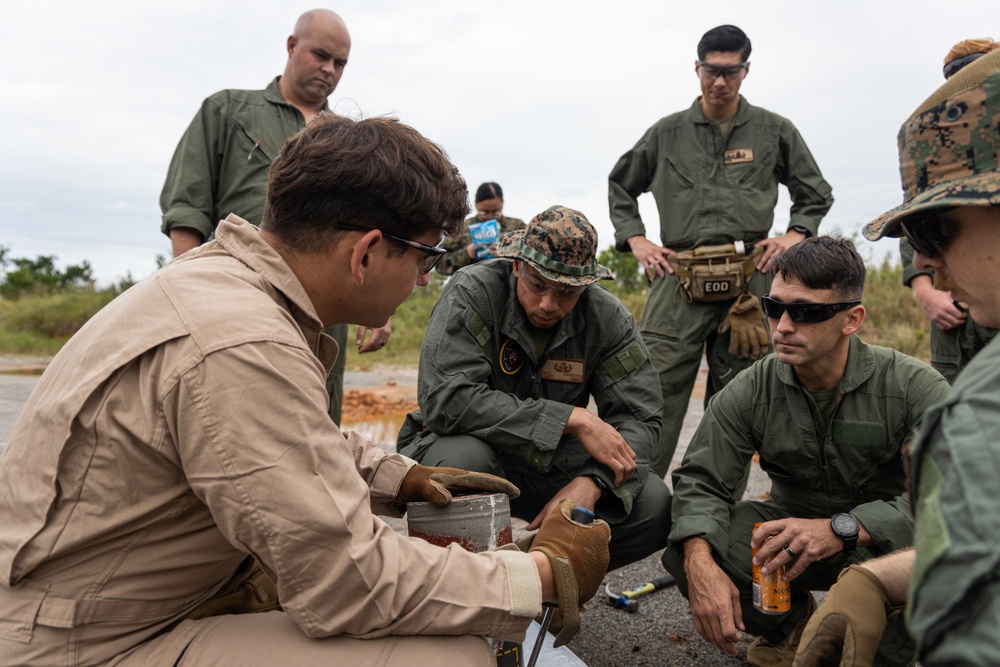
[160,9,388,424]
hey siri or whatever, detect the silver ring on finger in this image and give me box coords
[784,546,797,558]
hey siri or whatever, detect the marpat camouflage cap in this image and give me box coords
[864,48,1000,241]
[495,205,614,285]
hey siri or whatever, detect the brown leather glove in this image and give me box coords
[529,500,611,647]
[793,565,892,667]
[718,293,770,360]
[396,465,520,507]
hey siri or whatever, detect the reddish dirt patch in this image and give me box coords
[341,389,418,420]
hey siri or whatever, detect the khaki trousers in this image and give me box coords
[114,611,495,666]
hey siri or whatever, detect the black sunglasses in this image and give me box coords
[760,295,861,323]
[338,223,446,274]
[900,212,955,259]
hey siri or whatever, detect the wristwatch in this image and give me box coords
[586,474,610,498]
[789,225,812,237]
[830,513,859,552]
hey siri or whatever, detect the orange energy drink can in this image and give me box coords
[751,522,790,614]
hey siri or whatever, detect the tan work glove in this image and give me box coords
[718,293,770,360]
[793,565,892,667]
[529,500,611,647]
[396,464,520,507]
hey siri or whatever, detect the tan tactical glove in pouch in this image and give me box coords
[396,464,521,507]
[793,565,895,667]
[528,500,612,647]
[718,292,770,360]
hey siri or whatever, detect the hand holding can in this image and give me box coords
[751,522,790,614]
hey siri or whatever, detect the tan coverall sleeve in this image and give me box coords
[166,340,540,639]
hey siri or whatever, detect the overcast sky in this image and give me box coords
[0,0,993,284]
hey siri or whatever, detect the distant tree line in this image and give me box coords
[0,246,95,300]
[597,248,645,295]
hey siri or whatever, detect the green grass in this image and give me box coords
[343,274,447,370]
[856,258,930,361]
[0,290,116,356]
[0,263,931,366]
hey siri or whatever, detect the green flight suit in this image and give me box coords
[609,96,834,477]
[159,77,348,423]
[436,214,527,276]
[908,337,1000,664]
[664,336,948,664]
[899,238,997,384]
[397,259,671,571]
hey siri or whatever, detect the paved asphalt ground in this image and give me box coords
[1,357,770,666]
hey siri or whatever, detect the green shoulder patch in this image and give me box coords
[465,312,492,354]
[601,340,648,383]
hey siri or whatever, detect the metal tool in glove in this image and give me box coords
[525,506,595,667]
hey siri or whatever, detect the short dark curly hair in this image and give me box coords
[697,25,752,62]
[770,236,866,301]
[261,114,468,254]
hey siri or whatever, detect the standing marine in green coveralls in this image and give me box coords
[159,9,390,424]
[398,206,671,571]
[795,48,1000,667]
[608,25,834,477]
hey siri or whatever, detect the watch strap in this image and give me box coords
[831,513,859,553]
[586,474,610,497]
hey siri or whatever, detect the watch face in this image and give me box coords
[833,514,858,535]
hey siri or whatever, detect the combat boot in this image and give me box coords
[746,594,817,667]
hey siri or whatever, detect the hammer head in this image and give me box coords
[606,594,639,613]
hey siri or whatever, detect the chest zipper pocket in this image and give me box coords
[664,156,695,188]
[233,120,272,163]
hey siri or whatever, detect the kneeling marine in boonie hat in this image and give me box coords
[495,205,615,285]
[863,48,1000,242]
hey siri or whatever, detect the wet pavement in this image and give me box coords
[1,357,769,666]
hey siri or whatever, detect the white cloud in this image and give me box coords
[0,0,992,283]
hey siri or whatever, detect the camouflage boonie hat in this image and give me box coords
[863,48,1000,242]
[495,205,614,285]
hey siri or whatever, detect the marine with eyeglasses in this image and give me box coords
[661,236,948,666]
[398,205,672,573]
[608,24,834,478]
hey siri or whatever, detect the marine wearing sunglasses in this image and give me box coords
[899,211,955,259]
[760,295,862,323]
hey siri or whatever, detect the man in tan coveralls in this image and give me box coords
[0,115,610,666]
